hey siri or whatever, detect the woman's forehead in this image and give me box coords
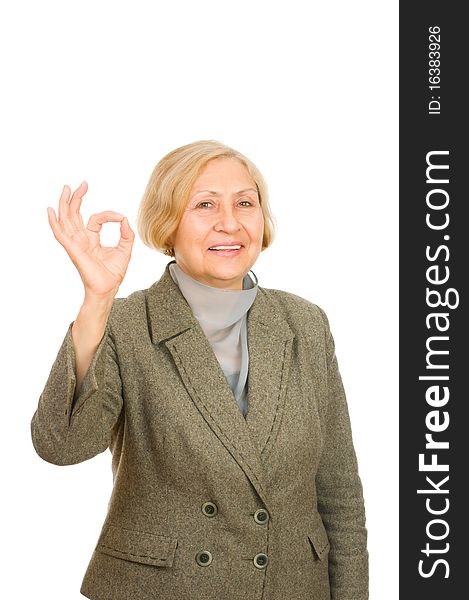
[191,158,255,190]
[191,188,259,198]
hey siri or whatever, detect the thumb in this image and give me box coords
[116,217,135,251]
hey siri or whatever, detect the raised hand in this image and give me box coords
[47,181,135,299]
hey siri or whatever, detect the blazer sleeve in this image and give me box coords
[315,306,369,600]
[31,308,123,466]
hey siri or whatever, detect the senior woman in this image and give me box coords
[31,140,369,600]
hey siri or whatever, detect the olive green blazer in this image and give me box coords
[31,260,368,600]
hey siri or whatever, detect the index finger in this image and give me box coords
[57,184,71,222]
[69,180,88,214]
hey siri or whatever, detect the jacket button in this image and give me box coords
[253,509,269,524]
[196,550,213,566]
[201,501,218,517]
[253,553,269,569]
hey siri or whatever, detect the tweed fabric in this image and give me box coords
[31,260,369,600]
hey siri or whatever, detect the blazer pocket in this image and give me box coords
[98,524,178,568]
[307,521,330,561]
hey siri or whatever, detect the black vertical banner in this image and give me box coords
[400,3,467,597]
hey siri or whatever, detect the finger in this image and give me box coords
[59,182,87,238]
[116,217,135,253]
[86,211,126,234]
[58,184,71,223]
[47,206,67,245]
[47,206,58,233]
[69,180,88,215]
[47,206,57,226]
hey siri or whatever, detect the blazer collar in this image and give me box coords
[144,260,295,511]
[146,260,293,344]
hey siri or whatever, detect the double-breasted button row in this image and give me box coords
[252,508,269,569]
[195,550,269,569]
[198,503,269,568]
[201,502,269,525]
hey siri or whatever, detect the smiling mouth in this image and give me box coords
[208,245,242,251]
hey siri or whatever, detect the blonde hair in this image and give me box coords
[136,140,275,257]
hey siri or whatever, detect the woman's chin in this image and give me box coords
[202,266,248,289]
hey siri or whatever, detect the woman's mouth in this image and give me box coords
[208,244,243,256]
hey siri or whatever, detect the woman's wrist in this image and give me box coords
[82,290,117,314]
[74,293,116,347]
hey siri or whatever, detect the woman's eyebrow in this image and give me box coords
[236,188,259,195]
[191,188,259,197]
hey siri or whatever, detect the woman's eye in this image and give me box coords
[195,199,254,209]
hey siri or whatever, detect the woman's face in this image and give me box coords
[172,157,264,290]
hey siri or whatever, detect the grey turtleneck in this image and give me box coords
[168,262,258,417]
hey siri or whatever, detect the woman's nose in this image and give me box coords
[214,204,241,232]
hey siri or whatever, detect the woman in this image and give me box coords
[31,140,369,600]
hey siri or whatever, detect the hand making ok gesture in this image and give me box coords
[47,181,135,299]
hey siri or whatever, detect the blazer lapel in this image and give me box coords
[245,288,295,463]
[145,261,295,509]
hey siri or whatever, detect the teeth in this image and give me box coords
[209,245,241,250]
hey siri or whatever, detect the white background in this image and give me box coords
[1,1,397,598]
